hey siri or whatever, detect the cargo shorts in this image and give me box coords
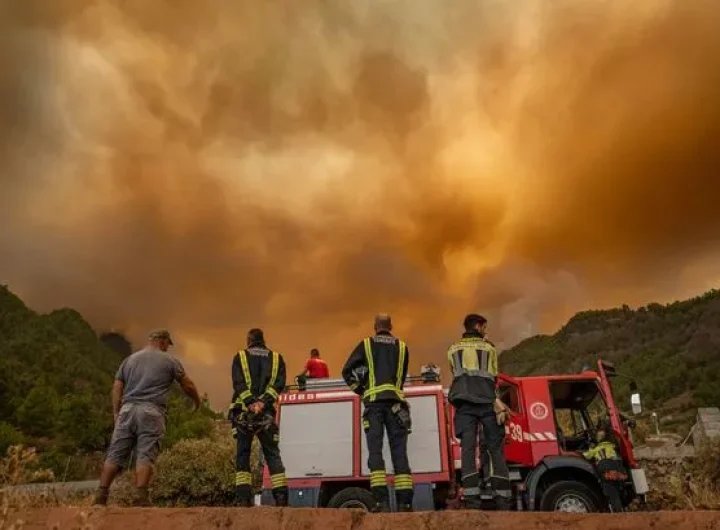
[106,402,166,466]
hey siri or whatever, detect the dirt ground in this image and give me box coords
[7,507,720,530]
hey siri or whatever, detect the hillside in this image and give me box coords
[501,289,720,432]
[0,285,214,480]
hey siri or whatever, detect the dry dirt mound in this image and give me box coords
[10,507,720,530]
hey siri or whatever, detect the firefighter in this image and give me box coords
[447,314,512,510]
[582,422,628,512]
[342,314,413,512]
[228,328,288,507]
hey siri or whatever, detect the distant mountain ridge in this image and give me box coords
[500,289,720,430]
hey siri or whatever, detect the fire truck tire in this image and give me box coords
[539,480,603,513]
[327,487,376,510]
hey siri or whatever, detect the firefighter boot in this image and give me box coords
[490,476,512,511]
[234,485,253,507]
[274,488,289,507]
[373,499,391,513]
[371,489,391,513]
[494,496,512,511]
[397,503,413,512]
[464,495,483,510]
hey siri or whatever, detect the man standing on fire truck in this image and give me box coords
[447,314,512,510]
[342,314,413,512]
[229,328,288,507]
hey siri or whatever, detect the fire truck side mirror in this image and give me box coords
[631,392,642,415]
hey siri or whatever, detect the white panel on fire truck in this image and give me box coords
[280,401,353,478]
[361,394,442,475]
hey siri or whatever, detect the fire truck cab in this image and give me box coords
[262,360,649,512]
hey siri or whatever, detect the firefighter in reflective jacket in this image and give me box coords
[229,328,287,507]
[447,314,511,510]
[342,314,413,512]
[583,422,628,512]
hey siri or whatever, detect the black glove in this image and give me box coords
[228,403,242,423]
[236,411,274,435]
[348,367,368,396]
[228,404,242,438]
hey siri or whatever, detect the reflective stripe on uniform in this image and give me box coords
[239,349,281,404]
[239,350,251,385]
[266,387,279,399]
[396,341,406,388]
[260,351,280,402]
[268,351,279,390]
[234,351,254,411]
[464,487,481,496]
[583,441,619,462]
[364,338,375,390]
[370,470,387,487]
[462,369,495,378]
[447,338,496,379]
[268,351,280,385]
[270,472,287,489]
[362,338,406,402]
[363,383,405,400]
[235,471,252,485]
[394,473,413,490]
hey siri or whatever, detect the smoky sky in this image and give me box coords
[1,1,719,405]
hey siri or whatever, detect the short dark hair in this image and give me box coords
[310,348,320,357]
[374,313,392,332]
[247,328,265,345]
[463,314,487,332]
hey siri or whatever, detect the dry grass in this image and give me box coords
[0,445,73,518]
[641,439,720,510]
[683,440,720,509]
[1,490,26,530]
[0,446,54,487]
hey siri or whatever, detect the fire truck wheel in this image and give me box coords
[540,480,603,513]
[327,487,376,510]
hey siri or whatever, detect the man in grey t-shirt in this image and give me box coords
[94,329,201,506]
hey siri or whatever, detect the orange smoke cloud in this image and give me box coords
[1,1,719,405]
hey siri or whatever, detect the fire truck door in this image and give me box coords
[497,379,532,465]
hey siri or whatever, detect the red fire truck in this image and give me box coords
[261,360,649,512]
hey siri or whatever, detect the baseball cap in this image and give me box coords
[148,329,174,345]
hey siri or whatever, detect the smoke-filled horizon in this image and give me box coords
[2,1,720,406]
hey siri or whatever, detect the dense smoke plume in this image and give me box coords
[1,1,719,404]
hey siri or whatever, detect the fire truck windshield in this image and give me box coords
[550,380,610,452]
